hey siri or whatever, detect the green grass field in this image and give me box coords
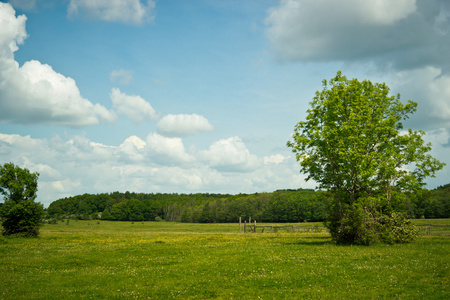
[1,220,448,299]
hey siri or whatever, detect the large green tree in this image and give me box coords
[0,163,44,236]
[287,72,445,245]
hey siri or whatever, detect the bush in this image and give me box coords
[326,202,418,245]
[0,200,44,237]
[377,212,418,244]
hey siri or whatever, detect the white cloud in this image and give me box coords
[23,161,61,180]
[68,0,155,25]
[157,114,214,137]
[148,167,204,190]
[391,66,450,130]
[118,135,147,163]
[0,2,27,57]
[112,165,211,192]
[264,0,449,132]
[146,133,195,164]
[265,0,449,71]
[264,154,286,164]
[422,128,450,188]
[0,3,116,127]
[118,136,147,163]
[200,136,261,172]
[110,88,158,123]
[121,135,146,149]
[50,179,81,193]
[353,0,416,25]
[110,69,133,85]
[425,128,450,148]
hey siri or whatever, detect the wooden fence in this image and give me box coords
[416,224,450,235]
[239,217,327,234]
[238,218,449,235]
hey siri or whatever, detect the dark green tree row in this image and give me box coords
[47,189,326,222]
[47,185,449,222]
[401,183,450,219]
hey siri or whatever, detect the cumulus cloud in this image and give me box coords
[146,133,195,164]
[265,0,450,72]
[0,2,26,58]
[110,88,158,123]
[422,128,450,187]
[200,136,261,172]
[49,179,81,193]
[391,67,450,130]
[157,114,214,137]
[425,128,450,149]
[68,0,155,25]
[22,159,61,180]
[0,3,116,127]
[110,69,133,85]
[118,136,147,163]
[121,135,146,149]
[265,0,450,131]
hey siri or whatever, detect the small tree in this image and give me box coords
[0,163,44,236]
[287,71,445,245]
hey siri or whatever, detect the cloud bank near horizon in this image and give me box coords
[0,132,306,206]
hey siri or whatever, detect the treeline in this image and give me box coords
[47,189,326,222]
[47,184,450,222]
[401,183,450,219]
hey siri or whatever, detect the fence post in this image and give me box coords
[239,217,241,233]
[254,220,257,233]
[244,221,247,233]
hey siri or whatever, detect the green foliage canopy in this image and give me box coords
[0,162,39,203]
[0,163,44,236]
[287,72,445,244]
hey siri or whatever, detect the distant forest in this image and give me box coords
[46,184,450,222]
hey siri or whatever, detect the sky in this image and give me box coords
[0,0,449,207]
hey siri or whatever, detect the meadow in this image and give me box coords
[0,220,448,299]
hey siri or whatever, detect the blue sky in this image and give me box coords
[1,0,449,207]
